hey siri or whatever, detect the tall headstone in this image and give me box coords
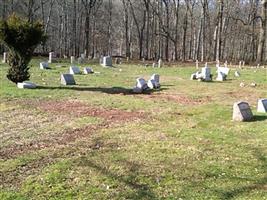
[158,59,163,68]
[201,64,212,81]
[242,61,245,68]
[71,56,75,64]
[196,60,199,69]
[233,101,253,121]
[61,74,76,85]
[2,52,7,63]
[48,52,53,63]
[257,99,267,113]
[239,61,242,69]
[224,61,228,68]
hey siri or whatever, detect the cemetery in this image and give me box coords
[0,2,267,199]
[0,55,266,199]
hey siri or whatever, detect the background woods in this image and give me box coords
[0,0,266,64]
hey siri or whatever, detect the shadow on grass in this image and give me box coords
[77,157,157,200]
[252,115,267,122]
[213,147,267,200]
[37,85,168,95]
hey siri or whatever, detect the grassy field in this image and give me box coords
[0,58,266,200]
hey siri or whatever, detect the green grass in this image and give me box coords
[0,58,266,199]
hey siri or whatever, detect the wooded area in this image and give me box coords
[1,0,267,64]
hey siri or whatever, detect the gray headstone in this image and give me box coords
[78,57,84,64]
[84,67,94,74]
[61,74,76,85]
[69,66,81,74]
[136,78,148,90]
[257,99,267,113]
[17,82,37,89]
[101,56,112,67]
[81,53,86,59]
[151,74,160,83]
[233,101,253,122]
[40,62,49,69]
[201,66,212,81]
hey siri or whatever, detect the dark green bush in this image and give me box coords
[0,14,47,83]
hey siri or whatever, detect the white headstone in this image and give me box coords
[148,74,160,89]
[17,82,37,89]
[48,52,53,63]
[71,56,75,64]
[257,99,267,113]
[81,53,86,59]
[224,61,228,68]
[242,61,245,68]
[158,59,163,68]
[233,101,253,122]
[69,66,81,74]
[218,66,230,75]
[2,52,7,63]
[61,74,76,85]
[216,72,226,81]
[40,62,49,70]
[83,67,94,74]
[101,56,112,67]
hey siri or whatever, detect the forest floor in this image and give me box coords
[0,58,266,199]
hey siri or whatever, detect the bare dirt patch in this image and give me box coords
[139,93,212,105]
[32,100,145,122]
[0,100,146,159]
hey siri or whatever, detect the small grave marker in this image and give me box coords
[17,82,37,89]
[69,66,81,74]
[257,99,267,113]
[233,101,253,121]
[61,74,76,85]
[84,67,94,74]
[40,62,49,70]
[101,56,112,67]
